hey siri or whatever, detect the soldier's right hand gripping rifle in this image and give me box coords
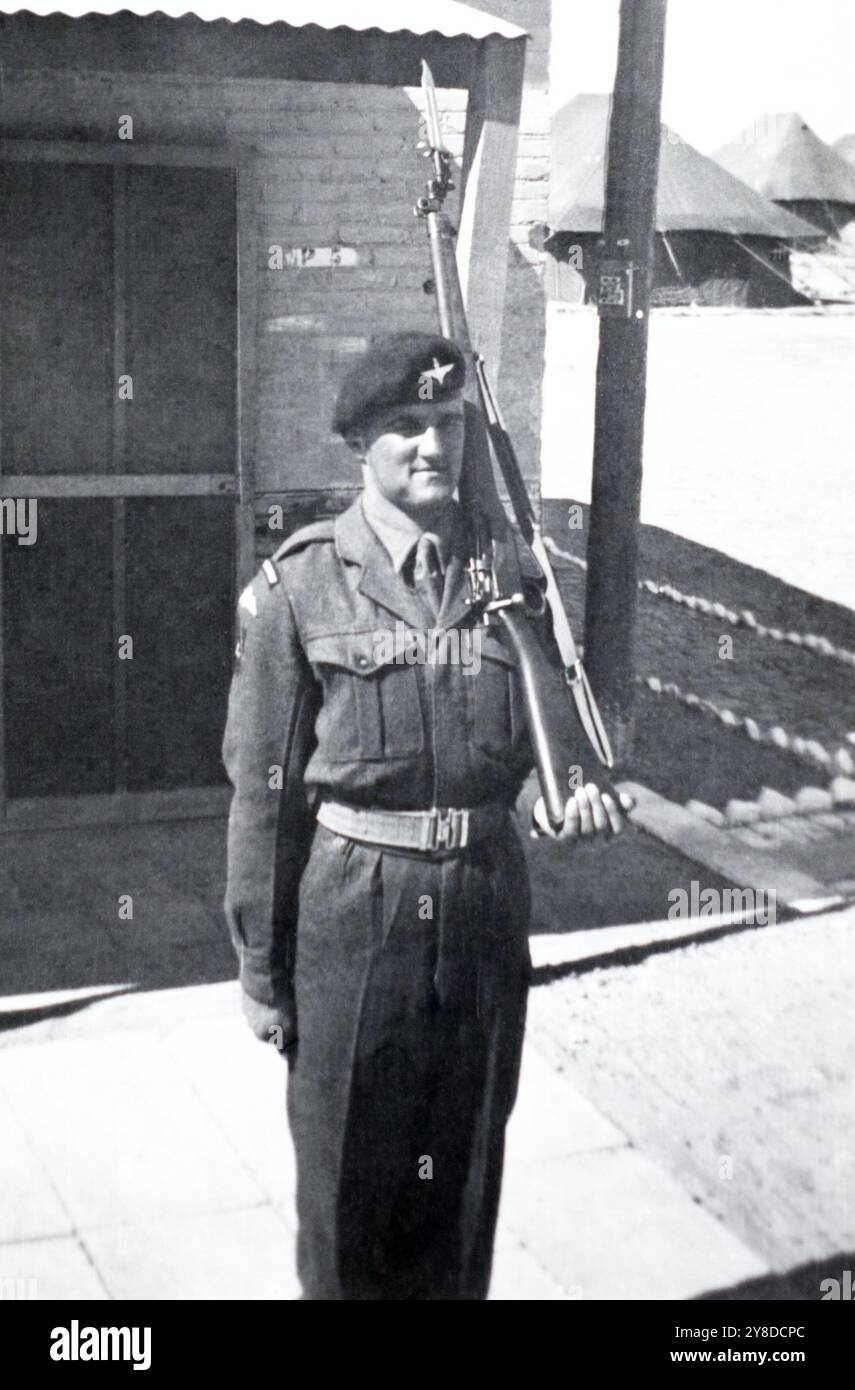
[415,61,633,837]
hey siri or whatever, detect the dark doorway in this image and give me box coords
[0,155,238,816]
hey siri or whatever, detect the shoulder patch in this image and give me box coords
[262,558,279,587]
[238,583,258,616]
[271,519,336,564]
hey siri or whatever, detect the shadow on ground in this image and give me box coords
[0,988,137,1033]
[696,1252,855,1300]
[529,914,783,986]
[542,500,854,809]
[0,776,739,1018]
[517,773,738,935]
[0,818,235,1003]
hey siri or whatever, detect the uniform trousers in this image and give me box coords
[285,817,531,1300]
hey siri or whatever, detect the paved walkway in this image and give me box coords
[0,972,769,1302]
[1,796,851,1301]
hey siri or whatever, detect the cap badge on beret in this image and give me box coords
[332,330,466,438]
[420,357,456,387]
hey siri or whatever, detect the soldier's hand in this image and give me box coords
[530,783,633,841]
[241,990,298,1053]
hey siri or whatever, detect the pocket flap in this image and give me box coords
[305,629,406,676]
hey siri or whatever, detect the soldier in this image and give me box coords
[222,331,625,1300]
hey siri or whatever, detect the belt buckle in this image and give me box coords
[426,807,469,852]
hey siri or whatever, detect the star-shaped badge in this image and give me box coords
[420,356,456,386]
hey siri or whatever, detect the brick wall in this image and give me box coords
[0,4,550,554]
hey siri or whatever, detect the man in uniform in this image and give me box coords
[222,331,625,1300]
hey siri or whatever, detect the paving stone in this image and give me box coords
[162,1014,297,1214]
[756,787,797,819]
[0,1034,266,1230]
[505,1045,626,1163]
[811,813,849,834]
[795,786,833,813]
[498,1147,768,1301]
[743,818,822,845]
[831,776,855,807]
[0,1093,72,1243]
[686,800,726,826]
[489,1236,572,1300]
[82,1206,300,1301]
[730,821,790,848]
[725,799,763,825]
[0,1238,109,1301]
[618,783,828,912]
[786,819,840,843]
[730,827,783,852]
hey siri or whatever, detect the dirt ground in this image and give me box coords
[541,305,855,610]
[541,503,854,806]
[534,307,855,810]
[536,304,855,812]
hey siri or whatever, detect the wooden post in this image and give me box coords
[583,0,667,761]
[457,35,526,375]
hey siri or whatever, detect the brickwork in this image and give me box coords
[1,1,551,552]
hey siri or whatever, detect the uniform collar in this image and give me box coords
[334,494,473,629]
[359,472,457,574]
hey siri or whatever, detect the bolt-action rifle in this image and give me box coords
[415,61,620,832]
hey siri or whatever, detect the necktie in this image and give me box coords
[412,532,444,620]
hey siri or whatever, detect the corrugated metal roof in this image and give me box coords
[716,114,855,206]
[2,1,526,39]
[549,94,823,242]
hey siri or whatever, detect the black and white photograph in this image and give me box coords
[0,0,853,1333]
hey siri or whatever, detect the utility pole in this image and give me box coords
[583,0,668,761]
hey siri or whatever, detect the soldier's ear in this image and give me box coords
[346,431,367,458]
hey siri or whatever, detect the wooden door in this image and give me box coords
[0,147,247,827]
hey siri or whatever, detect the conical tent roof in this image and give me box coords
[549,95,820,240]
[835,133,855,168]
[715,113,855,204]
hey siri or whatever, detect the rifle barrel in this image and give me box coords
[426,212,455,340]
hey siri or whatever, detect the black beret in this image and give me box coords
[333,331,466,438]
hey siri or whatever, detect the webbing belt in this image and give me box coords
[316,799,508,855]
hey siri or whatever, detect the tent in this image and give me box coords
[545,94,821,307]
[715,113,855,239]
[835,133,855,168]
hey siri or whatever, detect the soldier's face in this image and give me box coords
[354,396,465,519]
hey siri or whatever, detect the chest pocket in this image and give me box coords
[305,629,425,761]
[470,629,526,758]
